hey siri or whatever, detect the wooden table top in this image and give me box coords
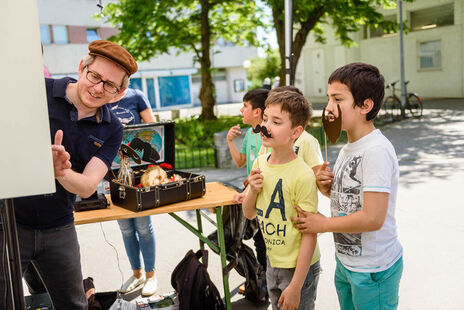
[74,182,238,225]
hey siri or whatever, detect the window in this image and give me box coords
[363,15,397,39]
[146,78,157,109]
[40,25,51,44]
[411,3,454,31]
[419,41,441,69]
[52,26,68,44]
[234,79,245,93]
[87,29,101,43]
[129,78,143,91]
[158,76,191,108]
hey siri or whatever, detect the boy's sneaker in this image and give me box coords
[142,276,158,297]
[119,275,145,293]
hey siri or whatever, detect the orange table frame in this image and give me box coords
[74,182,237,310]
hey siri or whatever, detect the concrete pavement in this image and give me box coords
[73,100,464,309]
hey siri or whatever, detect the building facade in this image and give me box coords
[38,0,256,110]
[298,0,463,102]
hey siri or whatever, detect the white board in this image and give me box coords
[0,0,55,199]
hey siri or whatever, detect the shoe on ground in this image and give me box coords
[142,276,158,297]
[239,284,245,295]
[119,275,145,293]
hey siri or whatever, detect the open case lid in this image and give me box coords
[112,121,175,169]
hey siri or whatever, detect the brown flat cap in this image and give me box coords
[88,40,137,76]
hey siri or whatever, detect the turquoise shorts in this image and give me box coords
[334,255,403,310]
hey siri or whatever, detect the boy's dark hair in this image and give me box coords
[328,62,385,121]
[265,90,311,129]
[243,89,269,115]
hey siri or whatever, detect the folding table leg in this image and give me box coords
[196,209,205,253]
[215,205,231,310]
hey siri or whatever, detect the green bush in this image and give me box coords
[174,114,389,149]
[175,115,247,147]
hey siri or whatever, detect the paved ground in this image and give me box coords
[25,99,464,309]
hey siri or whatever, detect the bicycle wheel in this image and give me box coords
[383,96,401,120]
[408,94,423,118]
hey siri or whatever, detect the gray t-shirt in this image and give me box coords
[331,129,403,272]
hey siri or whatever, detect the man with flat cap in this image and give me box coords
[0,40,138,309]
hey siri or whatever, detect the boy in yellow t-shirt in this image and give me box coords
[242,90,320,310]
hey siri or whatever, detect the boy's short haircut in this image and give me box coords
[243,88,269,115]
[328,62,385,121]
[269,85,303,96]
[265,90,311,129]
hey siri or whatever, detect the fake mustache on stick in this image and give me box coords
[322,104,342,144]
[252,124,272,138]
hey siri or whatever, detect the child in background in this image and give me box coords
[293,62,403,310]
[227,89,269,181]
[243,90,321,310]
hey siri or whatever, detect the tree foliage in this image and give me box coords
[101,0,263,120]
[246,49,281,90]
[265,0,413,85]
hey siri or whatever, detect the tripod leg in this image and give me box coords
[0,199,25,310]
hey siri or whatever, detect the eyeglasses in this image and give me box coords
[84,67,121,94]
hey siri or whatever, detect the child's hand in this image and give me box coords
[243,176,249,187]
[278,283,300,310]
[233,192,245,203]
[316,161,333,197]
[227,124,241,142]
[291,205,327,234]
[248,168,263,194]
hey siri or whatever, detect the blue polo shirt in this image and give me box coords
[13,77,123,229]
[108,88,151,125]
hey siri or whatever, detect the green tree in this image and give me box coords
[247,49,281,89]
[101,0,263,120]
[266,0,411,85]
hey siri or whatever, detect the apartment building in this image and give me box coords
[297,0,463,101]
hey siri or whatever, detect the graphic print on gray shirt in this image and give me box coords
[331,154,363,257]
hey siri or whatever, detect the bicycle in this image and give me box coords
[383,80,423,119]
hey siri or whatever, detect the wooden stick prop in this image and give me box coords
[253,130,260,169]
[322,104,342,162]
[324,130,328,162]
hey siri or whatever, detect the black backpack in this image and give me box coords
[171,249,225,310]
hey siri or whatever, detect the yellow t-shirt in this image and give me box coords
[253,154,320,268]
[259,130,323,168]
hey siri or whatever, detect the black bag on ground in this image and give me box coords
[233,244,267,303]
[171,249,225,310]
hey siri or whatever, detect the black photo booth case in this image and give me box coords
[108,121,206,212]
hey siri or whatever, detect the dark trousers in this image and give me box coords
[0,222,88,310]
